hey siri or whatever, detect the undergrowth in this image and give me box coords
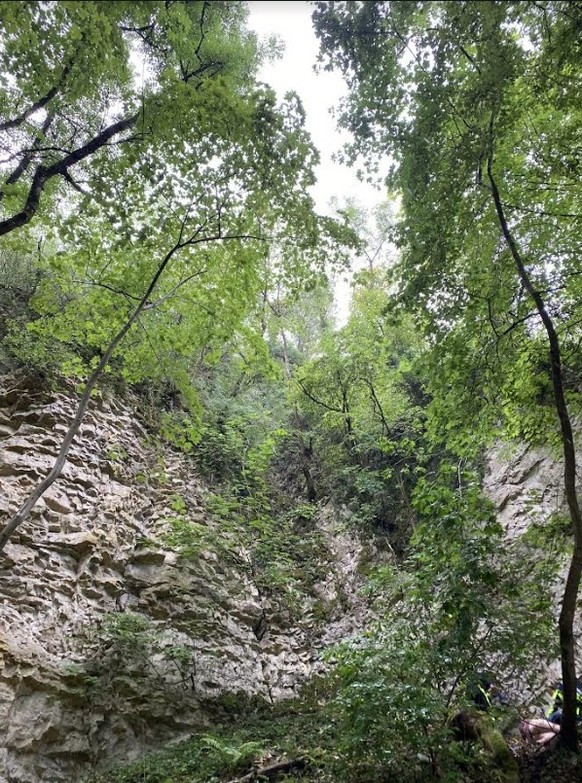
[81,691,557,783]
[84,700,334,783]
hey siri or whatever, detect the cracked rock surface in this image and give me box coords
[485,440,582,700]
[0,374,367,783]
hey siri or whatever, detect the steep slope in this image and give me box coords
[0,374,367,783]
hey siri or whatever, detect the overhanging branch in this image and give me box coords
[0,61,73,133]
[0,112,139,237]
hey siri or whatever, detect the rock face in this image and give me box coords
[0,374,367,783]
[2,372,578,783]
[485,441,567,540]
[485,440,582,692]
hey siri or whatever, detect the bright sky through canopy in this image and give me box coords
[247,0,381,216]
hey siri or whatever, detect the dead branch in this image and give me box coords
[225,757,308,783]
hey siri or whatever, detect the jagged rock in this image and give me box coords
[0,374,368,783]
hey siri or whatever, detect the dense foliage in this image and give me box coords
[0,0,354,550]
[2,1,582,780]
[314,0,582,750]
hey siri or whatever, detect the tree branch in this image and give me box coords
[360,376,390,435]
[71,279,142,303]
[0,228,262,553]
[143,266,208,310]
[296,377,343,414]
[0,61,73,133]
[195,1,211,61]
[0,113,139,237]
[503,201,582,221]
[1,113,55,192]
[61,170,90,197]
[458,43,481,74]
[497,310,538,339]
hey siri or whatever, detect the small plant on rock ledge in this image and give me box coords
[71,612,196,714]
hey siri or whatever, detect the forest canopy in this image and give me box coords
[1,1,582,778]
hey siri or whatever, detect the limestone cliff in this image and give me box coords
[1,373,581,783]
[0,375,367,783]
[485,440,582,697]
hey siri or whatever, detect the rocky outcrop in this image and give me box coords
[485,439,582,698]
[485,441,567,540]
[0,374,367,783]
[4,370,577,783]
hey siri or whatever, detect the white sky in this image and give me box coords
[247,1,384,322]
[247,0,382,215]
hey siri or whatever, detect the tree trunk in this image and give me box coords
[302,435,317,503]
[281,330,318,502]
[488,158,582,752]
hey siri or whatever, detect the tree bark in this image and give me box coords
[488,156,582,752]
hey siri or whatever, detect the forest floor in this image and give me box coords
[513,738,582,783]
[86,699,582,783]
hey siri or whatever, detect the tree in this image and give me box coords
[0,1,263,235]
[328,459,552,781]
[260,272,337,502]
[331,198,396,273]
[0,2,352,552]
[315,0,582,749]
[294,266,424,547]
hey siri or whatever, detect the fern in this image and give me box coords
[200,734,264,771]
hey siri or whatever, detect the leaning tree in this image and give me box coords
[0,1,352,552]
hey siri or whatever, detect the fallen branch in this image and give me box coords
[225,757,308,783]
